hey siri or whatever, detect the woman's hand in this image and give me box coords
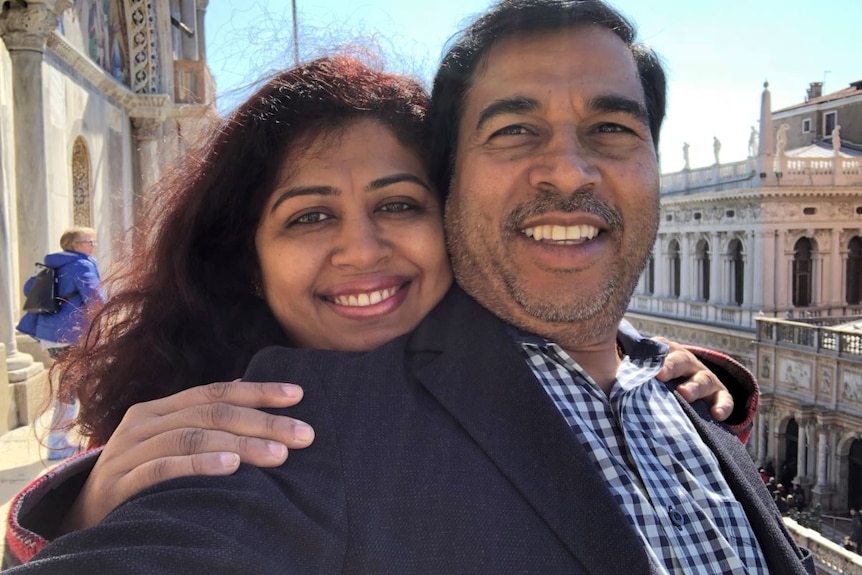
[653,338,735,421]
[60,381,313,532]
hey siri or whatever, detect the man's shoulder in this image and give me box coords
[244,342,409,386]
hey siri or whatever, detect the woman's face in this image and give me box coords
[255,119,453,351]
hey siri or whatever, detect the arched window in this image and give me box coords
[847,237,862,305]
[645,253,654,295]
[792,238,813,307]
[668,240,680,298]
[729,239,744,306]
[72,137,92,227]
[696,239,710,301]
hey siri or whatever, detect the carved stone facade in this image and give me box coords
[751,319,862,514]
[626,81,862,516]
[0,0,216,431]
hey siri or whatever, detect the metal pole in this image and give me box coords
[291,0,299,65]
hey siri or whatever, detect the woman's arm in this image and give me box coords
[4,342,756,566]
[3,381,312,567]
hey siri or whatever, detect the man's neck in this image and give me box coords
[561,342,621,395]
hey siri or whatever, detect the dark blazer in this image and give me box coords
[11,287,813,575]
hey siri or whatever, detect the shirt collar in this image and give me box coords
[507,319,668,364]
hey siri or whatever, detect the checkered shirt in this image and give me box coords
[514,322,769,575]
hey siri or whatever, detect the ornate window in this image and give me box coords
[668,240,680,298]
[645,253,655,295]
[729,239,744,306]
[847,237,862,305]
[696,239,710,301]
[72,137,92,227]
[792,237,813,307]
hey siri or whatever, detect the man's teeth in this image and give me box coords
[332,286,399,307]
[521,225,599,241]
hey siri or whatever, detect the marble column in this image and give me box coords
[131,117,165,228]
[0,1,69,389]
[0,1,65,289]
[180,0,198,60]
[756,413,767,465]
[806,423,817,482]
[195,0,208,59]
[814,254,824,307]
[796,421,807,483]
[709,231,721,303]
[679,234,691,300]
[816,427,828,488]
[750,231,763,308]
[831,228,842,306]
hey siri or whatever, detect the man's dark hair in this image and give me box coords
[429,0,667,194]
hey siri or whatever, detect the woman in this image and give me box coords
[5,55,756,566]
[16,226,105,460]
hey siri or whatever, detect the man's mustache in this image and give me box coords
[504,190,623,233]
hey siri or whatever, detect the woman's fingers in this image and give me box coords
[123,402,314,451]
[144,381,304,415]
[656,343,734,421]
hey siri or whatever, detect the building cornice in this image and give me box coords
[46,32,211,122]
[773,92,862,119]
[661,187,862,207]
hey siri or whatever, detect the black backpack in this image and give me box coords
[22,263,64,314]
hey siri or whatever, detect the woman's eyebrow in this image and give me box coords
[366,173,431,192]
[269,185,339,213]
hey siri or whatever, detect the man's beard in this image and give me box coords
[446,187,656,343]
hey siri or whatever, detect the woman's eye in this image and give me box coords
[292,211,332,225]
[378,201,416,213]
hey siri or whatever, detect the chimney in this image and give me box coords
[806,82,823,101]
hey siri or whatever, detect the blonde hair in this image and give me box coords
[59,226,96,251]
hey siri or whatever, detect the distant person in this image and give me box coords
[851,508,862,553]
[16,226,105,460]
[792,483,806,511]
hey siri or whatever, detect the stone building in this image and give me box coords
[625,78,862,513]
[0,0,216,433]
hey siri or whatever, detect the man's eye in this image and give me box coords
[490,125,532,138]
[596,123,628,134]
[292,211,332,225]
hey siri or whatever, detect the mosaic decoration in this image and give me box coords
[72,137,92,227]
[125,0,160,93]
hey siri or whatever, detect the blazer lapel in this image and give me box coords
[407,287,653,574]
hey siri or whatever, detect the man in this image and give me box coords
[7,1,811,573]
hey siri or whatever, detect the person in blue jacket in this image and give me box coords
[16,226,105,460]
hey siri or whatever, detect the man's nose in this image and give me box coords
[329,215,392,269]
[527,134,601,192]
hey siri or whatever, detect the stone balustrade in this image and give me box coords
[786,517,862,574]
[660,159,758,195]
[660,155,862,195]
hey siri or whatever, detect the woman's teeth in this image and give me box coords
[331,286,400,307]
[521,224,599,242]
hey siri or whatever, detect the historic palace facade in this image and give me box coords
[0,0,215,432]
[626,78,862,513]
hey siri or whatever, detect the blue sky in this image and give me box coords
[204,0,860,172]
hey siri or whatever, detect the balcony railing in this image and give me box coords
[660,155,862,196]
[629,296,757,329]
[756,317,862,360]
[660,160,758,195]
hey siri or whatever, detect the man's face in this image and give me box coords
[445,26,660,349]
